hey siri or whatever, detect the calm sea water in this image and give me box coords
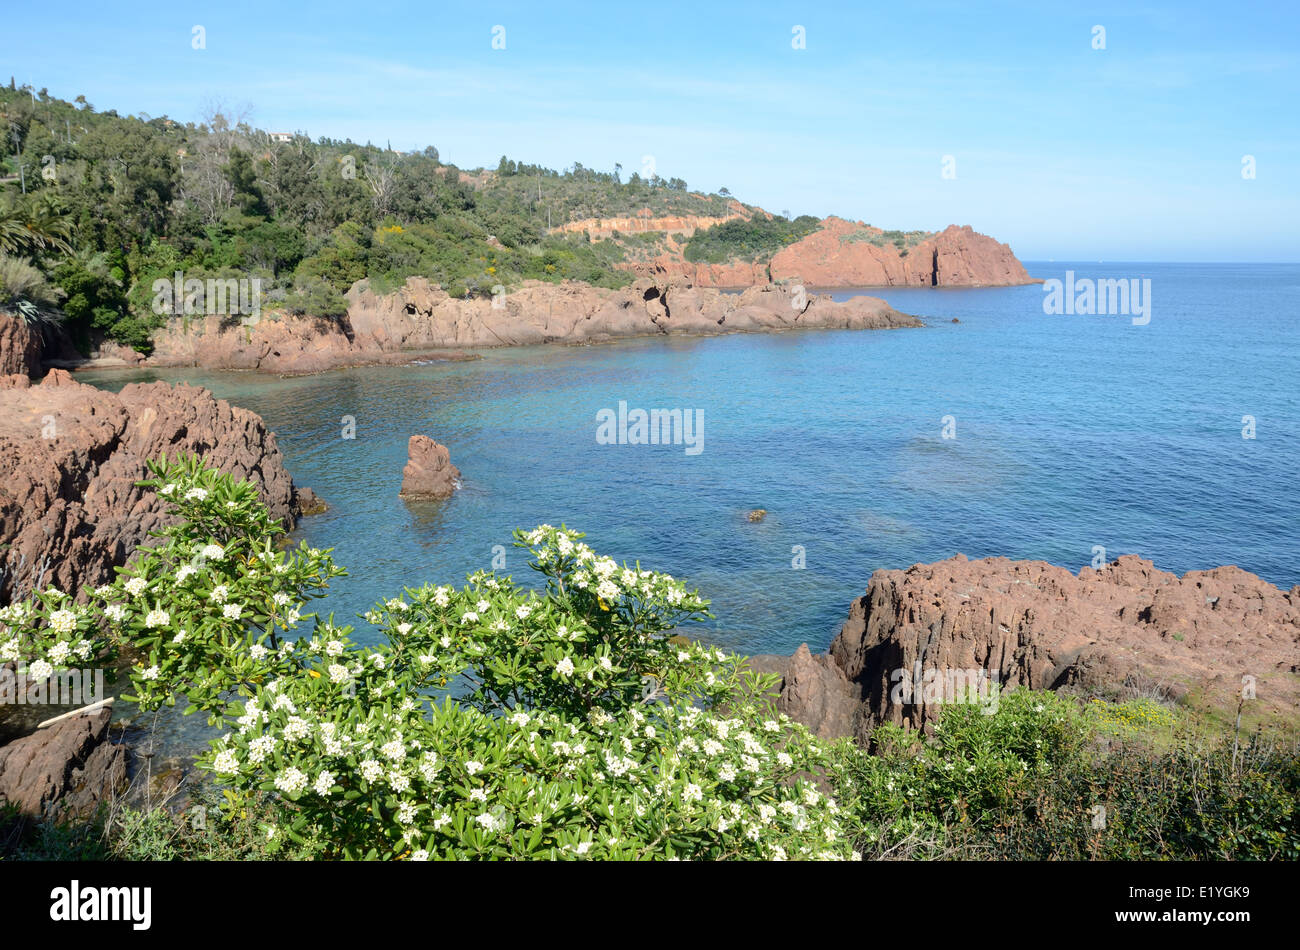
[80,262,1300,666]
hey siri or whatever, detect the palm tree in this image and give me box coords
[0,192,74,258]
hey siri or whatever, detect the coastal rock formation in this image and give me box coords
[0,704,128,819]
[758,554,1300,742]
[143,313,477,375]
[748,644,861,739]
[400,435,461,499]
[770,220,1034,288]
[0,370,312,603]
[347,277,919,350]
[630,219,1034,288]
[130,278,918,375]
[0,313,42,378]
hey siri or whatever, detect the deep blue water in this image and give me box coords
[80,262,1300,661]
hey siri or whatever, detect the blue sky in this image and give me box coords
[2,0,1297,261]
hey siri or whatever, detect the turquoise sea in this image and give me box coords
[80,262,1300,664]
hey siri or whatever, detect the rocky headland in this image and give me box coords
[625,219,1037,288]
[140,278,916,375]
[1,277,921,378]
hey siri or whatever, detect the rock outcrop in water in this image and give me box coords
[400,435,461,499]
[0,370,313,603]
[755,554,1300,741]
[128,278,919,375]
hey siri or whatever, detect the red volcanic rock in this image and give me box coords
[0,370,313,602]
[748,644,861,740]
[0,704,127,819]
[136,277,917,375]
[761,554,1300,741]
[624,218,1034,289]
[550,209,747,240]
[400,435,461,499]
[346,276,919,353]
[0,313,42,378]
[769,219,1034,288]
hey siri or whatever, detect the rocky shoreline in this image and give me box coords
[148,278,918,375]
[2,303,1295,822]
[2,277,922,378]
[0,370,321,820]
[753,553,1300,742]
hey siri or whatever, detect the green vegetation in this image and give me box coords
[5,459,1293,861]
[0,84,747,354]
[832,691,1298,860]
[842,226,934,255]
[683,213,822,264]
[4,458,855,860]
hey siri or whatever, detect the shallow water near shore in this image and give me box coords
[77,261,1299,676]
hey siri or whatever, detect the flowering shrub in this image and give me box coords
[4,457,856,860]
[1084,697,1177,738]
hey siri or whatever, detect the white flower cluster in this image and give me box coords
[0,596,96,672]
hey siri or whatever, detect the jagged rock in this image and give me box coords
[0,370,315,602]
[0,705,127,819]
[764,554,1300,742]
[400,435,461,499]
[749,644,861,739]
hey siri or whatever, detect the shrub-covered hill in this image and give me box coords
[0,82,770,352]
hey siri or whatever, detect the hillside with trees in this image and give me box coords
[0,83,762,354]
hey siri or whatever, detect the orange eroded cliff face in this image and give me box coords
[549,201,752,240]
